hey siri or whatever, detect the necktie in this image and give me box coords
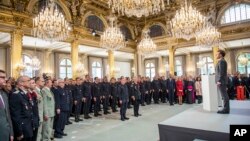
[0,94,5,108]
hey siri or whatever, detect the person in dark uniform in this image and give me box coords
[28,79,39,141]
[160,76,167,103]
[118,77,129,121]
[82,75,92,119]
[73,77,84,122]
[53,79,69,138]
[9,76,33,141]
[101,77,111,115]
[145,77,152,105]
[110,77,118,112]
[152,76,161,104]
[126,77,132,109]
[227,74,235,100]
[131,77,142,117]
[139,77,146,106]
[92,77,102,117]
[64,78,73,125]
[167,74,176,106]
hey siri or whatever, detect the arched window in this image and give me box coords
[149,25,165,38]
[59,59,72,79]
[22,54,34,77]
[237,53,250,74]
[175,59,183,76]
[145,63,155,80]
[92,61,102,78]
[86,15,104,32]
[120,25,132,40]
[221,3,250,24]
[200,57,215,75]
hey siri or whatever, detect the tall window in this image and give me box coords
[145,63,155,80]
[175,59,183,76]
[22,55,34,77]
[59,59,72,79]
[237,53,250,74]
[200,57,215,75]
[92,61,102,78]
[221,3,250,24]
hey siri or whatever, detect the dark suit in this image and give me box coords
[9,88,33,141]
[101,82,110,114]
[0,90,13,141]
[167,79,176,105]
[82,81,92,117]
[130,83,141,116]
[92,82,101,116]
[152,79,161,104]
[110,83,118,112]
[215,58,229,112]
[53,87,69,135]
[118,84,129,120]
[73,84,83,120]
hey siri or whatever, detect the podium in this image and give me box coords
[201,75,222,112]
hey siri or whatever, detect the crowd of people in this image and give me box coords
[1,68,250,141]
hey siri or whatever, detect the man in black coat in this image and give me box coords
[139,77,146,106]
[0,70,14,141]
[131,77,142,117]
[110,77,118,112]
[160,76,167,103]
[152,76,161,104]
[64,78,73,125]
[9,76,33,141]
[126,77,132,109]
[92,77,102,117]
[167,74,176,106]
[118,77,129,121]
[215,50,229,114]
[145,77,152,105]
[82,75,92,119]
[73,77,84,122]
[101,77,111,115]
[53,79,69,138]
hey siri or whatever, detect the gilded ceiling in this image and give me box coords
[0,0,250,51]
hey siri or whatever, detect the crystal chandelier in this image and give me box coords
[76,62,85,73]
[32,0,70,42]
[137,30,157,55]
[170,0,206,40]
[108,0,165,18]
[197,61,205,68]
[238,55,249,66]
[31,56,41,71]
[100,16,126,51]
[196,23,221,48]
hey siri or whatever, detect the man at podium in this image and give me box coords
[215,49,230,114]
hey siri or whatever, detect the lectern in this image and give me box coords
[202,75,222,112]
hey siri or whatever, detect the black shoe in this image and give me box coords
[104,112,108,115]
[138,114,142,116]
[124,117,129,120]
[217,110,230,114]
[141,104,146,106]
[61,133,67,136]
[97,113,102,116]
[78,119,83,121]
[128,106,132,109]
[67,121,72,124]
[54,134,62,138]
[134,115,138,117]
[94,114,98,117]
[121,118,125,121]
[75,119,79,122]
